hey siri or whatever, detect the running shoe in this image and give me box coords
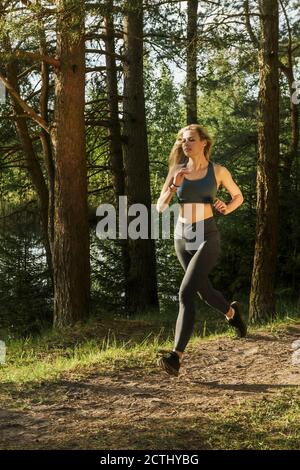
[227,301,247,338]
[157,349,180,376]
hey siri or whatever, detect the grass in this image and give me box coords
[0,303,299,386]
[202,388,300,449]
[1,304,300,450]
[0,302,224,385]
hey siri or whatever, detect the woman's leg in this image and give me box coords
[173,237,194,357]
[174,230,230,353]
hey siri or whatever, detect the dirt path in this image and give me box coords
[1,325,300,450]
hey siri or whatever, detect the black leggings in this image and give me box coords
[174,216,230,353]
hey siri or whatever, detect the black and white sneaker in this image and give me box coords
[157,350,180,377]
[227,301,247,338]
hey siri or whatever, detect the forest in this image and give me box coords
[0,0,300,453]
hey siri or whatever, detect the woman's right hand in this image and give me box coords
[172,167,191,187]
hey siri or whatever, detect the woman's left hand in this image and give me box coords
[213,198,228,215]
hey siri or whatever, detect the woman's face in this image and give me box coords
[180,130,207,158]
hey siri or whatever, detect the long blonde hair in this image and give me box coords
[168,124,213,169]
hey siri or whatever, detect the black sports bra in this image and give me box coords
[176,159,217,204]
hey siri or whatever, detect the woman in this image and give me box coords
[156,124,247,377]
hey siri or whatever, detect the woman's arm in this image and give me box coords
[214,166,244,215]
[156,168,177,213]
[156,165,191,213]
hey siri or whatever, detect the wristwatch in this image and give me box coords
[169,182,179,191]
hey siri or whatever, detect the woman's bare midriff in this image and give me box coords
[178,202,214,224]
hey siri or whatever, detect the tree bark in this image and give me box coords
[51,0,90,327]
[249,0,279,322]
[278,0,299,185]
[244,0,299,186]
[186,0,198,124]
[279,66,299,186]
[39,23,55,256]
[104,0,131,306]
[123,0,159,313]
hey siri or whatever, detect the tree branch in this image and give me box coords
[244,0,259,48]
[85,66,123,73]
[279,0,292,66]
[19,0,55,16]
[85,32,123,40]
[85,48,124,60]
[0,73,50,133]
[0,50,60,68]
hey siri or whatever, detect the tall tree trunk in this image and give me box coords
[249,0,279,322]
[186,0,198,124]
[104,0,130,306]
[278,0,299,185]
[279,68,299,187]
[4,55,53,280]
[278,63,299,297]
[51,0,90,327]
[245,0,299,184]
[123,0,159,313]
[39,22,55,258]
